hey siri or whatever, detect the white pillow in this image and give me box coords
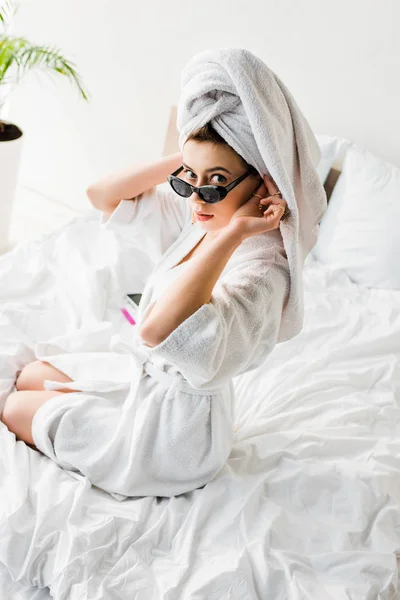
[312,142,400,290]
[315,134,350,183]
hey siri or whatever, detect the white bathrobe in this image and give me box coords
[31,183,290,501]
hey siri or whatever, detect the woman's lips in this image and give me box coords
[196,213,214,221]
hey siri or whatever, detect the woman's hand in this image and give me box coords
[228,174,288,239]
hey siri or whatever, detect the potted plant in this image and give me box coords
[0,0,90,253]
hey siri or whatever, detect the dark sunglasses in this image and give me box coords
[167,165,254,204]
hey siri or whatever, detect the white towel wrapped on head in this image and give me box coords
[176,47,328,342]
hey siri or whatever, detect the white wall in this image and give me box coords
[4,0,400,212]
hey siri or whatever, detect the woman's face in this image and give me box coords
[181,140,262,233]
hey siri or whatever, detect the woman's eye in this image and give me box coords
[213,174,226,184]
[182,169,226,184]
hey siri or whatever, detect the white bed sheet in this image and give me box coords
[0,210,399,599]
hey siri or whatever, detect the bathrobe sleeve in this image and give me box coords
[145,249,290,391]
[99,181,190,230]
[98,182,191,266]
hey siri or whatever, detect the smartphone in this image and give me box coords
[126,293,142,308]
[121,293,142,326]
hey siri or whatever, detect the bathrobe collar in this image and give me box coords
[151,219,286,277]
[152,221,207,274]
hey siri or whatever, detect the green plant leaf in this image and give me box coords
[0,0,18,26]
[0,36,90,101]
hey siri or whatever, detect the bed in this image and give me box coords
[0,108,399,599]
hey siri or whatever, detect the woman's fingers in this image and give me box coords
[254,180,268,198]
[258,175,287,215]
[260,195,287,213]
[260,196,286,206]
[263,204,286,228]
[250,174,288,222]
[263,173,280,197]
[263,204,285,218]
[251,173,278,200]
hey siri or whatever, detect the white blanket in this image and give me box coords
[0,211,400,598]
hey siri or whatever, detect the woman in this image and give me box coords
[1,122,289,499]
[1,47,325,499]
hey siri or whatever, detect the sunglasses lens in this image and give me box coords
[199,187,220,203]
[171,178,192,198]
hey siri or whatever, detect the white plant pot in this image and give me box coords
[0,119,23,254]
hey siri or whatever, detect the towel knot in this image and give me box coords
[186,90,242,134]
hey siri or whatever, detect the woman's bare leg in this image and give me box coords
[16,360,76,393]
[1,390,67,446]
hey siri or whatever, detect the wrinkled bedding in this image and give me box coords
[0,210,400,599]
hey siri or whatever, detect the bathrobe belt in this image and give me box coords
[41,333,177,398]
[110,331,177,388]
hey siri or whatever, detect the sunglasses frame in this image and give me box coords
[167,165,255,204]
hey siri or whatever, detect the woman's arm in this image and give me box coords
[86,151,183,213]
[138,224,245,347]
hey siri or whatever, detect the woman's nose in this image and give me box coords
[192,192,206,203]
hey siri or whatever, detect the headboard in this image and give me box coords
[163,105,342,202]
